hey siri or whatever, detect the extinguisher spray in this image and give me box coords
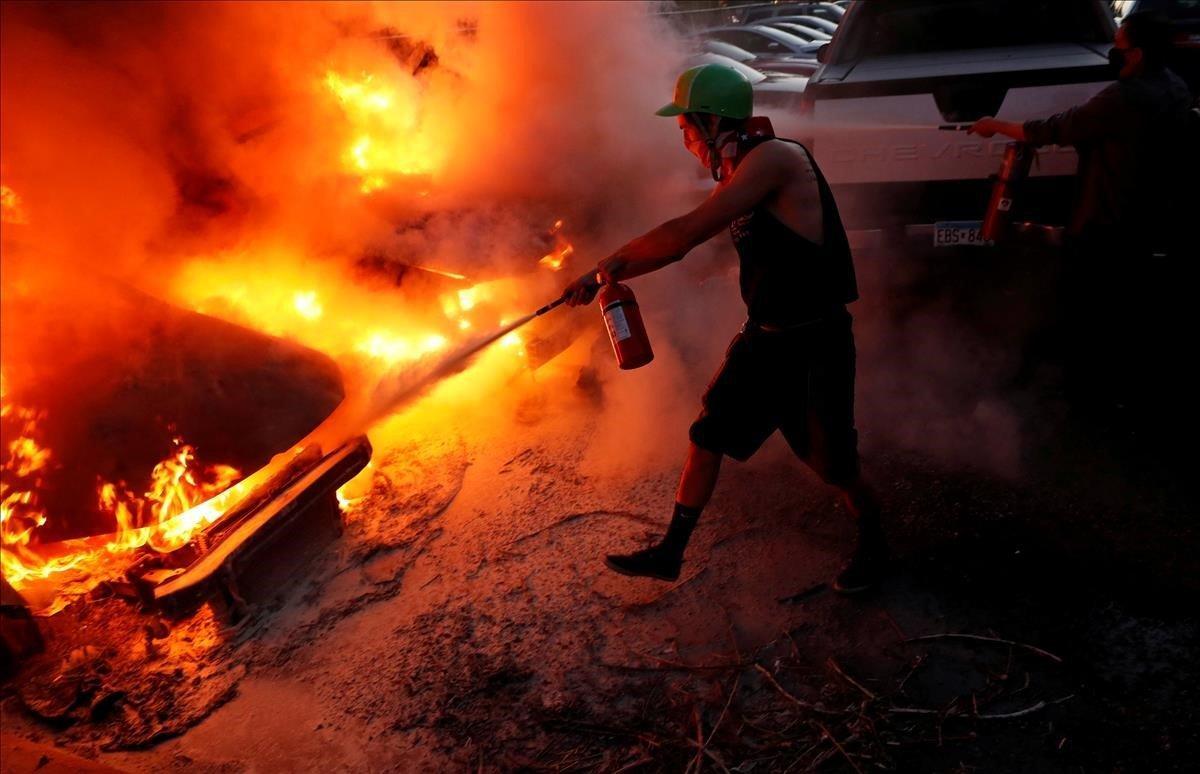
[597,280,654,370]
[982,142,1036,243]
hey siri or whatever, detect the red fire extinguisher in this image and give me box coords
[597,280,654,370]
[982,142,1036,243]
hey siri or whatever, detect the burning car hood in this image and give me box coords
[1,281,352,607]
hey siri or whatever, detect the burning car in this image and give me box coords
[0,276,371,622]
[0,10,589,658]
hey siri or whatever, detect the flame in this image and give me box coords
[0,381,53,582]
[335,461,374,512]
[324,70,442,193]
[96,439,243,554]
[325,72,395,112]
[1,383,243,591]
[539,244,573,271]
[1,185,29,225]
[539,218,575,271]
[457,287,482,312]
[437,284,493,320]
[293,290,323,320]
[498,329,526,359]
[355,330,449,364]
[174,249,538,373]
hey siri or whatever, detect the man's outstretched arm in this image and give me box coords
[969,84,1127,147]
[563,143,789,305]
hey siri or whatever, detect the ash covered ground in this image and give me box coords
[4,260,1197,774]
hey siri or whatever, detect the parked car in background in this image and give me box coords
[765,15,841,35]
[799,0,1116,244]
[698,24,823,59]
[768,23,833,42]
[744,2,845,25]
[817,2,847,20]
[697,38,820,76]
[700,39,758,63]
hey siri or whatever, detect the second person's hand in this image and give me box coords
[968,116,1000,138]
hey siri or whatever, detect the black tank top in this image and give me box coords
[728,138,858,326]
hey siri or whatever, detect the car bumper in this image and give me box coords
[847,222,1063,252]
[830,176,1076,232]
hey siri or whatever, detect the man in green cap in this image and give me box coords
[564,63,886,594]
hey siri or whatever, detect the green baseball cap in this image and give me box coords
[656,63,753,119]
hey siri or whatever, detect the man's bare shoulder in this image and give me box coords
[742,139,814,177]
[743,138,804,163]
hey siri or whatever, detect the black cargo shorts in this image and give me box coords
[689,309,860,486]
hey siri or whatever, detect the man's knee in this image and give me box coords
[687,442,723,467]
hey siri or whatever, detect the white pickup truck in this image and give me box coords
[796,0,1117,247]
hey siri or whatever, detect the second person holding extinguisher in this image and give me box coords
[563,63,887,594]
[968,11,1193,417]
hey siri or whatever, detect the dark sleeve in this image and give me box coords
[1022,83,1128,147]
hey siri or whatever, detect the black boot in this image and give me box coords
[833,522,888,595]
[605,503,700,582]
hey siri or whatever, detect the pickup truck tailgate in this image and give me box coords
[807,44,1112,184]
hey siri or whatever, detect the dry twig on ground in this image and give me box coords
[904,632,1063,664]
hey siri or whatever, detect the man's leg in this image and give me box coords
[840,476,881,534]
[832,474,888,594]
[605,443,723,581]
[607,329,764,581]
[677,442,723,508]
[790,313,887,594]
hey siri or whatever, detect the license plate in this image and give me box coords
[934,220,990,247]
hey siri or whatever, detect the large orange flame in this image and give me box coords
[324,69,442,193]
[1,380,243,591]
